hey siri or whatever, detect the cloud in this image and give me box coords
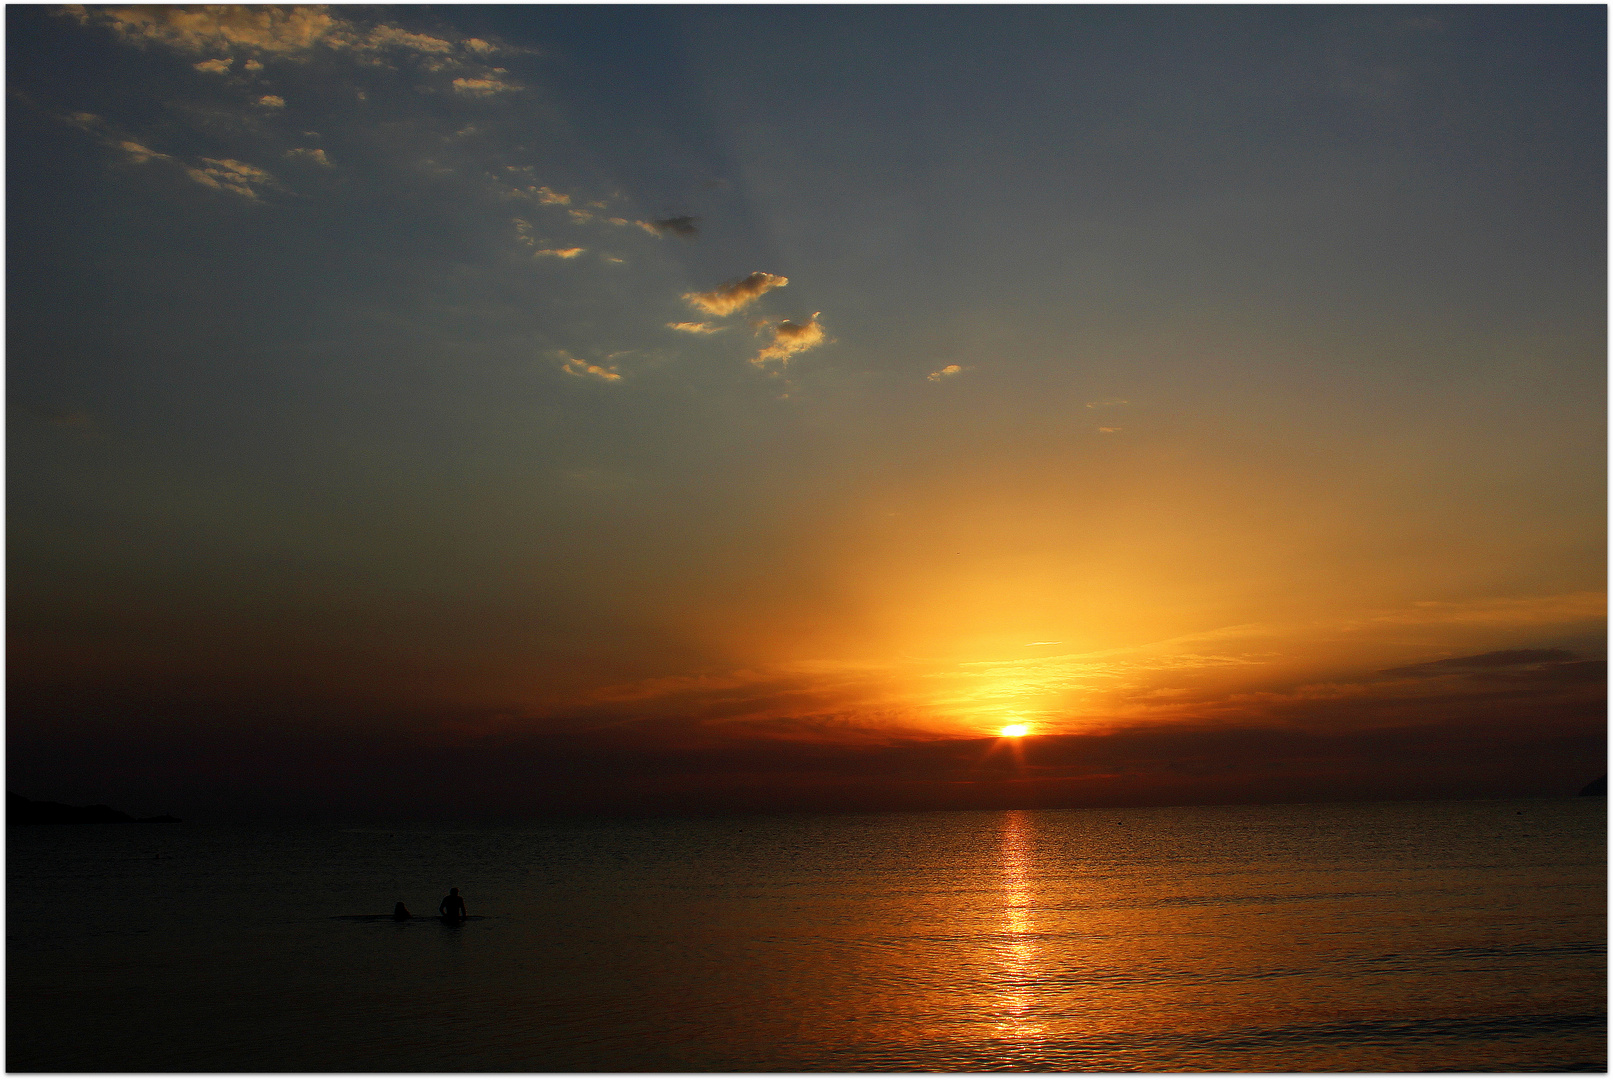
[1085,399,1129,408]
[535,248,585,259]
[535,186,569,205]
[1377,649,1580,679]
[560,357,621,382]
[257,94,286,108]
[117,139,170,164]
[452,76,520,96]
[927,364,964,381]
[63,5,496,63]
[684,272,788,317]
[1097,427,1122,433]
[363,24,454,55]
[751,313,827,367]
[640,216,699,239]
[284,147,332,166]
[193,58,230,73]
[185,157,274,199]
[667,321,725,335]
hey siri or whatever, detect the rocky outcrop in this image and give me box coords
[8,792,180,824]
[1579,776,1606,797]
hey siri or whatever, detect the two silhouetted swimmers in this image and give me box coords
[439,888,467,922]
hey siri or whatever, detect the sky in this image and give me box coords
[7,5,1605,820]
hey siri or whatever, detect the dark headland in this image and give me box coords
[8,792,180,824]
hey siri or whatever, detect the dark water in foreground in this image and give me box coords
[8,798,1605,1071]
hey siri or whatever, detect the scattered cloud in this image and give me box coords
[194,57,230,73]
[668,321,725,335]
[63,5,500,65]
[257,94,286,108]
[284,147,332,166]
[117,139,171,164]
[751,313,826,367]
[453,76,520,97]
[1097,427,1122,433]
[927,364,964,381]
[1085,398,1129,408]
[641,216,699,239]
[185,157,274,199]
[364,24,454,55]
[535,247,585,259]
[570,209,596,224]
[684,272,788,317]
[535,186,569,205]
[1377,649,1580,679]
[561,357,622,382]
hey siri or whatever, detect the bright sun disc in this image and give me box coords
[1000,724,1030,737]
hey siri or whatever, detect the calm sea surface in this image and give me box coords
[7,797,1605,1071]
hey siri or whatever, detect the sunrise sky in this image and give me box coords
[8,5,1605,820]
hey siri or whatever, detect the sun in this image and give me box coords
[999,723,1030,738]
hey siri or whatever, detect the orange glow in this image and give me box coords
[1000,723,1030,738]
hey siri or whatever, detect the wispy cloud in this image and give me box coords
[284,147,332,166]
[667,321,725,335]
[684,272,788,317]
[535,247,585,259]
[1085,398,1129,408]
[185,157,274,199]
[560,357,622,382]
[927,364,964,381]
[452,76,520,97]
[63,5,498,64]
[751,313,826,367]
[639,216,699,239]
[117,139,171,165]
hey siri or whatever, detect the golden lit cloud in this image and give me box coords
[117,139,170,164]
[535,186,569,205]
[751,313,826,367]
[668,321,725,335]
[257,94,286,108]
[927,364,964,381]
[535,247,585,259]
[638,216,699,239]
[684,272,788,316]
[560,357,622,382]
[284,147,332,166]
[185,157,274,199]
[193,57,230,73]
[63,5,494,63]
[453,76,520,96]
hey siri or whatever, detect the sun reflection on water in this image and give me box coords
[995,809,1047,1044]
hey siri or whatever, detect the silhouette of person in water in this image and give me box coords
[439,888,466,920]
[392,901,411,921]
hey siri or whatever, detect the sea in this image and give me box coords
[7,797,1605,1072]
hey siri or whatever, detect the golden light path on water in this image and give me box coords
[995,810,1046,1047]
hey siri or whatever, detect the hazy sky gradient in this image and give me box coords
[8,5,1604,819]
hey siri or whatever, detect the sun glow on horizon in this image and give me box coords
[1000,723,1030,737]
